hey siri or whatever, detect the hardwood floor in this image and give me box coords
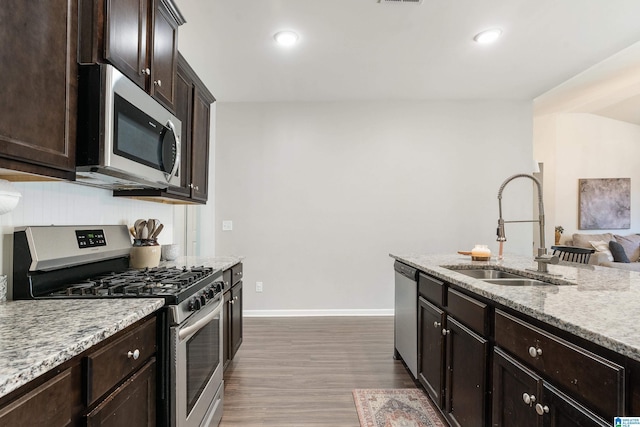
[220,316,417,426]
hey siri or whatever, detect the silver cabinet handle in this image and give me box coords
[433,321,441,328]
[127,349,140,360]
[528,346,543,357]
[535,403,549,416]
[141,68,150,75]
[234,296,239,301]
[442,329,450,336]
[154,79,162,87]
[522,393,536,405]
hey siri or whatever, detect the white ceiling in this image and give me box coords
[175,0,640,104]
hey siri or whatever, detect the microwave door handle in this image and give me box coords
[165,119,180,181]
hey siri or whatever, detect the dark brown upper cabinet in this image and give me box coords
[80,0,185,113]
[0,0,78,180]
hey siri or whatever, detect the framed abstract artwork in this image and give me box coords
[578,178,630,230]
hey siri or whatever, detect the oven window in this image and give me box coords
[186,315,220,414]
[113,94,164,170]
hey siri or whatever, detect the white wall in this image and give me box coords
[215,100,536,315]
[535,113,640,243]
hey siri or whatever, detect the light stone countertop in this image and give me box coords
[0,255,243,401]
[161,255,242,272]
[391,253,640,363]
[0,298,164,399]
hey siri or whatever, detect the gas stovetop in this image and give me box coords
[46,265,220,303]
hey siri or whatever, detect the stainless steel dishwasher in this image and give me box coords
[394,261,418,378]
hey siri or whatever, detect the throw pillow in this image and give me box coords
[572,233,614,249]
[609,240,630,263]
[613,234,640,262]
[589,240,614,262]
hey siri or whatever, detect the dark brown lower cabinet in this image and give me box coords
[446,317,488,427]
[230,280,243,359]
[493,348,608,427]
[0,315,157,426]
[418,296,445,405]
[418,296,488,426]
[224,264,244,370]
[85,358,156,427]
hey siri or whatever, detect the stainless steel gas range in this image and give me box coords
[12,225,224,427]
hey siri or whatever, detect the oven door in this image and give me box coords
[171,297,224,427]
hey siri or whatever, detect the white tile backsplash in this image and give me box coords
[0,180,178,279]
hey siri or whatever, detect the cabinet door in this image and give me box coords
[223,289,232,369]
[166,55,193,198]
[189,88,211,202]
[492,348,541,427]
[445,317,488,427]
[104,0,148,88]
[150,0,179,111]
[86,358,156,427]
[230,282,243,359]
[418,297,445,407]
[0,0,77,178]
[541,383,609,427]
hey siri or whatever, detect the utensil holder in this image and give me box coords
[130,245,161,269]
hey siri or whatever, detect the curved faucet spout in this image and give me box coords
[497,173,555,272]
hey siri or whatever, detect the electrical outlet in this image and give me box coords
[256,281,263,292]
[222,220,233,231]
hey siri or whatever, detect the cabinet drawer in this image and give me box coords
[0,368,72,427]
[494,309,624,419]
[418,273,445,307]
[85,317,157,406]
[446,288,487,336]
[231,263,243,285]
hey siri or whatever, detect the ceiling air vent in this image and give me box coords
[378,0,423,4]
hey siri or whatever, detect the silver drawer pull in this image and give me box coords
[535,403,549,416]
[528,346,542,357]
[441,329,450,336]
[522,393,536,405]
[433,321,441,328]
[127,349,140,360]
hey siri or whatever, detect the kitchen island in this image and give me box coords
[391,252,640,426]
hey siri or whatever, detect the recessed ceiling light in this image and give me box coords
[274,31,299,47]
[473,28,502,44]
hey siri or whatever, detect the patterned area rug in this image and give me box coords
[353,389,446,427]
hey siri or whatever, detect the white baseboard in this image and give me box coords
[243,309,394,317]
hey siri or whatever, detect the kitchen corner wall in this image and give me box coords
[215,100,535,316]
[535,112,640,242]
[0,181,180,297]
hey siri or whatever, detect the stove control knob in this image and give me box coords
[200,294,207,305]
[206,287,215,299]
[214,282,223,293]
[189,297,201,311]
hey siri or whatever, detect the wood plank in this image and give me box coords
[221,316,416,426]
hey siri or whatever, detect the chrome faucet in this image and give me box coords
[497,173,559,273]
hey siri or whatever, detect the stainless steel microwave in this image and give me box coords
[76,64,181,190]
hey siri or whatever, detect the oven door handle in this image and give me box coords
[178,298,223,341]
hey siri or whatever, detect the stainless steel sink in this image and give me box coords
[451,269,526,279]
[483,279,550,286]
